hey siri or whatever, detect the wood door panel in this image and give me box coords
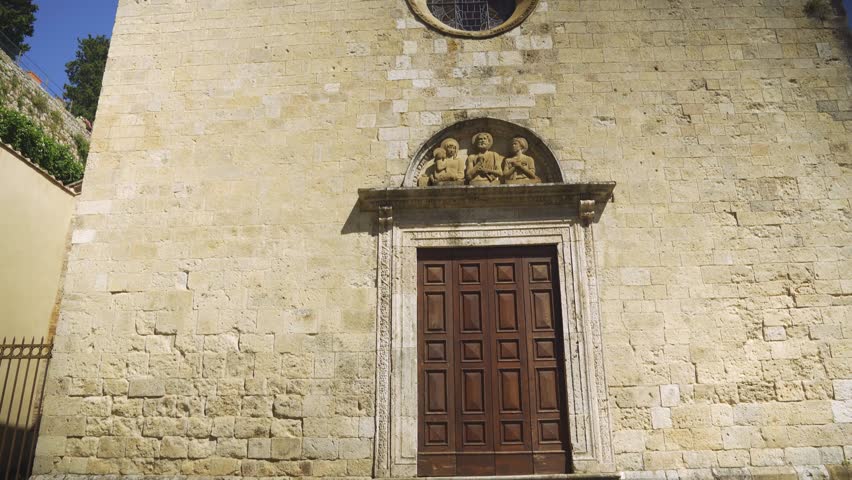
[462,370,486,413]
[426,370,449,413]
[459,263,481,283]
[425,292,447,332]
[531,290,554,330]
[418,247,570,477]
[535,368,560,412]
[425,264,447,284]
[425,340,447,362]
[461,292,483,332]
[426,422,450,446]
[500,421,524,444]
[497,340,520,361]
[496,291,519,331]
[498,369,523,412]
[496,453,534,476]
[461,341,483,362]
[533,338,555,360]
[494,263,516,283]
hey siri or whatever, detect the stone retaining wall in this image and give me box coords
[0,50,90,161]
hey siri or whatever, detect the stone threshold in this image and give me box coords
[420,474,622,480]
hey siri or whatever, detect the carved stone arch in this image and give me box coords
[402,118,565,187]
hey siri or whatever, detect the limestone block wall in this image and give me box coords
[34,0,851,478]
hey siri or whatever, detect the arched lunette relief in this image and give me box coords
[403,118,565,187]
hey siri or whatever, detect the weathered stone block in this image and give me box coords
[234,417,270,438]
[661,384,681,407]
[247,438,271,459]
[216,438,247,458]
[126,437,160,458]
[650,407,672,430]
[65,437,98,457]
[241,395,273,417]
[270,437,302,460]
[160,436,188,458]
[304,437,338,460]
[180,458,240,476]
[831,400,852,423]
[127,378,165,398]
[96,437,124,458]
[271,418,302,438]
[337,437,371,460]
[187,439,215,459]
[751,448,785,467]
[34,436,66,457]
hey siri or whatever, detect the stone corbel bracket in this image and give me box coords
[359,182,616,227]
[377,205,393,230]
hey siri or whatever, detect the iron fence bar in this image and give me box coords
[0,338,26,479]
[0,337,15,436]
[23,344,51,480]
[0,337,53,480]
[6,339,35,478]
[16,343,44,477]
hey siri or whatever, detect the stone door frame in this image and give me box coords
[372,217,614,478]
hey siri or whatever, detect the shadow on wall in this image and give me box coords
[0,425,39,480]
[341,206,374,236]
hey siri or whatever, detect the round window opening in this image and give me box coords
[407,0,538,38]
[426,0,516,32]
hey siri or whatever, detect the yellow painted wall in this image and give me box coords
[0,145,76,341]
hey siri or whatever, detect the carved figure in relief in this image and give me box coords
[433,138,466,184]
[417,138,465,186]
[502,136,540,184]
[465,132,504,185]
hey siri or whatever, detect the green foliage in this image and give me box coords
[48,109,63,131]
[0,106,84,184]
[63,35,110,123]
[0,0,38,58]
[804,0,833,20]
[72,133,89,164]
[30,91,47,113]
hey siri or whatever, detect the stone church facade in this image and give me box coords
[32,0,851,479]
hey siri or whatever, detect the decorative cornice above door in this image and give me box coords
[362,118,616,227]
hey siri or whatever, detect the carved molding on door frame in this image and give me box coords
[372,216,615,478]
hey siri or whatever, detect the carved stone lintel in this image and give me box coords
[359,183,616,214]
[579,199,596,226]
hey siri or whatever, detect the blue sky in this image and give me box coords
[23,0,118,99]
[17,0,852,100]
[846,0,852,27]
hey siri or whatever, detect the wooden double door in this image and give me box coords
[417,246,571,477]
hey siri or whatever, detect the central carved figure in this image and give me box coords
[466,132,504,185]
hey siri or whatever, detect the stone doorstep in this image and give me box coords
[419,475,622,480]
[32,476,622,480]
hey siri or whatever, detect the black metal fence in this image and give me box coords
[0,338,52,480]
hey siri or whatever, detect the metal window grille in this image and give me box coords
[427,0,516,31]
[0,338,52,480]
